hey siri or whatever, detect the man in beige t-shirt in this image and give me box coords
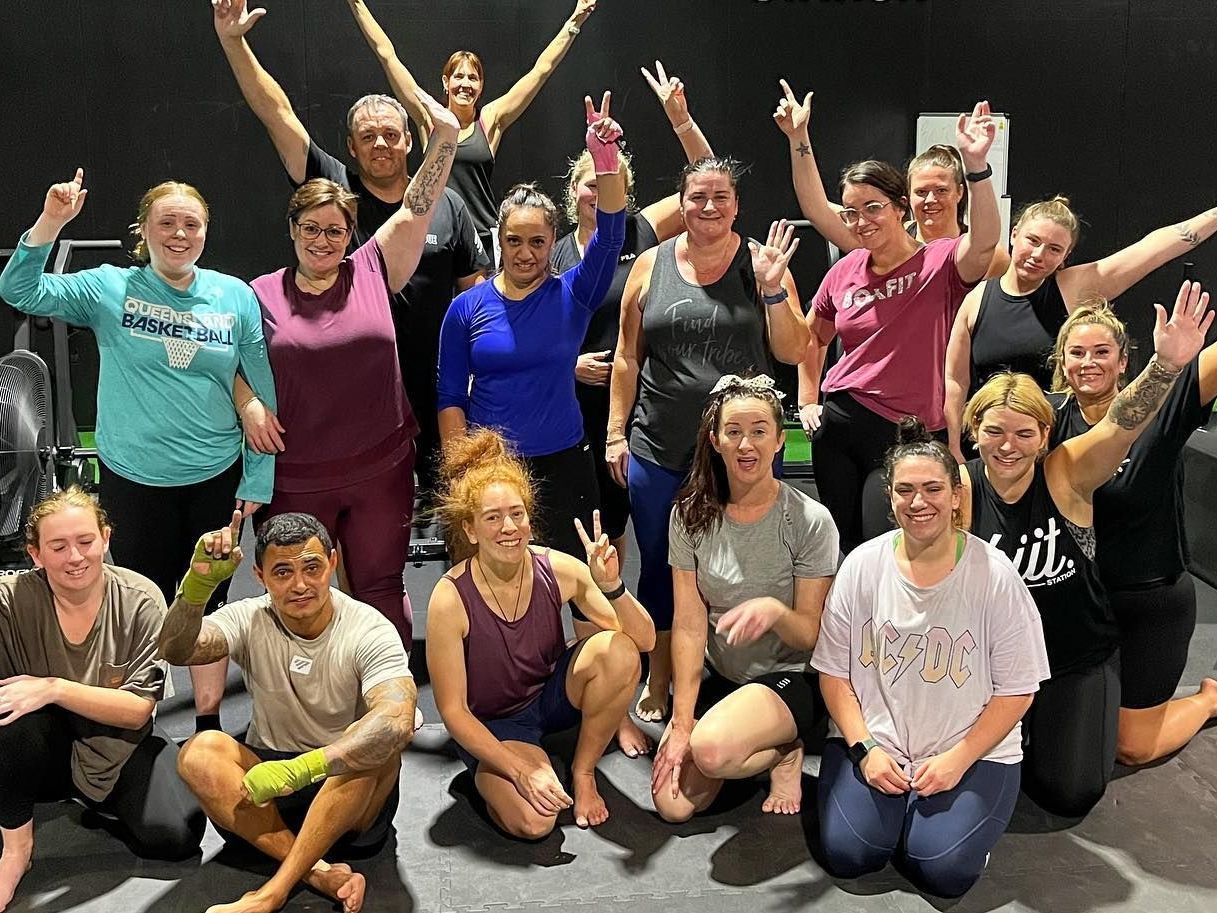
[160,511,416,913]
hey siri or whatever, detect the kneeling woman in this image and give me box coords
[427,430,656,837]
[651,375,838,820]
[0,489,204,909]
[812,422,1049,898]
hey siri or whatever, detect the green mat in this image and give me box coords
[783,422,811,465]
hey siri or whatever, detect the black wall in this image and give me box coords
[3,0,1216,367]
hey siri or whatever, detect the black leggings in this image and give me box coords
[0,708,204,859]
[1111,574,1196,709]
[99,458,242,613]
[1021,652,1120,817]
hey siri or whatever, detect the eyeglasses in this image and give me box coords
[838,201,893,226]
[294,221,350,242]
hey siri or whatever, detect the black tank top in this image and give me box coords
[970,275,1067,392]
[447,118,498,242]
[966,458,1117,675]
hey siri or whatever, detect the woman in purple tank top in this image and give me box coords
[426,429,655,838]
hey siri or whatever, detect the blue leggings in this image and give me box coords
[817,739,1020,898]
[626,452,688,631]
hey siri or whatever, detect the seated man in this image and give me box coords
[161,511,415,913]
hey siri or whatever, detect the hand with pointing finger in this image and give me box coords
[179,509,244,606]
[42,168,88,227]
[773,79,813,138]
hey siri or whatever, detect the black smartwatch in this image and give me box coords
[965,164,993,183]
[848,737,879,766]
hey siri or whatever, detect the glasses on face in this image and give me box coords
[839,201,893,226]
[295,221,350,242]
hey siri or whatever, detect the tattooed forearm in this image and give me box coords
[324,677,417,775]
[406,141,456,216]
[796,142,811,158]
[158,602,230,665]
[1174,220,1202,247]
[1107,355,1182,430]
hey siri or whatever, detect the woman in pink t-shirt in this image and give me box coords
[237,91,459,644]
[779,99,1002,553]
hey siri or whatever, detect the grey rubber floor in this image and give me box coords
[10,515,1217,913]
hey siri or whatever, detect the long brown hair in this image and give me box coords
[673,376,785,544]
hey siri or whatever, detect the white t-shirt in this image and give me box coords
[209,588,410,752]
[812,530,1049,770]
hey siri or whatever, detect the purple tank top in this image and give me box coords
[456,550,566,720]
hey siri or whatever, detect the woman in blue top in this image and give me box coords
[0,169,276,733]
[437,93,626,573]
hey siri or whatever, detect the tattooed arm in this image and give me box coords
[158,600,231,666]
[1048,280,1213,505]
[1057,205,1217,306]
[322,677,418,775]
[375,89,461,293]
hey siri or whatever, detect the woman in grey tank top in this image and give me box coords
[605,156,809,724]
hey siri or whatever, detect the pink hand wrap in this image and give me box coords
[586,118,623,174]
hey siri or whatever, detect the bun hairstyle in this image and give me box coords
[1049,299,1132,393]
[882,416,961,492]
[907,144,968,229]
[436,429,536,563]
[130,181,209,263]
[678,155,745,199]
[1013,195,1081,251]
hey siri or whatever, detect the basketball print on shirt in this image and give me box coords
[120,296,235,370]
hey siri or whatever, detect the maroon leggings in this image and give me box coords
[265,453,415,644]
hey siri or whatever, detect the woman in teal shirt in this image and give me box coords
[0,168,276,732]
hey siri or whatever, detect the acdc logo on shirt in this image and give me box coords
[858,618,975,688]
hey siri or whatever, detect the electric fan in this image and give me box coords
[0,350,55,568]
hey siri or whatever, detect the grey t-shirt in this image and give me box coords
[209,588,410,752]
[0,565,169,801]
[812,531,1050,770]
[669,483,839,683]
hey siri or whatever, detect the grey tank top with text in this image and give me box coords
[630,237,772,471]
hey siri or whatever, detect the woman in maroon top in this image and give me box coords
[426,429,655,838]
[235,90,458,644]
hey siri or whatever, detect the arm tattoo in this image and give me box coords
[405,141,456,216]
[796,142,811,158]
[1108,356,1181,430]
[1173,220,1201,247]
[325,677,417,776]
[158,599,228,665]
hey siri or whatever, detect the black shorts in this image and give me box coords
[458,643,583,772]
[1110,574,1197,710]
[699,667,826,746]
[239,745,399,856]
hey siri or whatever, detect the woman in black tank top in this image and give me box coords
[1046,300,1217,769]
[957,280,1210,817]
[348,0,599,248]
[426,429,655,839]
[945,196,1217,460]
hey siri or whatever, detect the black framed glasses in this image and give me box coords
[294,221,350,242]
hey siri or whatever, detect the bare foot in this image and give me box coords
[572,770,609,828]
[635,680,669,723]
[616,714,653,758]
[1200,677,1217,713]
[0,848,33,913]
[414,705,425,731]
[761,741,804,815]
[308,862,367,913]
[204,888,286,913]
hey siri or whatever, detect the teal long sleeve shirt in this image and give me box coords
[0,232,276,501]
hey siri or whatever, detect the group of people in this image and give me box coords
[2,0,1217,908]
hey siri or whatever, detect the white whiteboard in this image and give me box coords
[916,112,1010,197]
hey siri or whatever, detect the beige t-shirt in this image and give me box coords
[0,565,169,801]
[209,589,410,752]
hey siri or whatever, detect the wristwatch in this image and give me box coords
[848,737,879,766]
[965,164,993,183]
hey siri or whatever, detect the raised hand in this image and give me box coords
[955,100,996,171]
[180,509,244,605]
[212,0,266,40]
[1153,279,1213,371]
[573,0,597,21]
[773,79,813,137]
[715,597,784,647]
[575,510,620,590]
[641,60,688,127]
[43,168,88,226]
[585,90,623,174]
[748,219,800,293]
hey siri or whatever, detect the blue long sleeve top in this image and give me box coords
[0,232,276,501]
[436,207,626,457]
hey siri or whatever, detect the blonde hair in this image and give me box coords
[562,149,636,226]
[130,181,209,263]
[1049,299,1131,392]
[963,371,1055,442]
[25,486,110,549]
[437,430,535,563]
[287,178,359,229]
[1013,195,1081,251]
[907,144,967,229]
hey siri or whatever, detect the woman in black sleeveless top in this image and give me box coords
[957,279,1211,817]
[945,197,1217,459]
[347,0,599,256]
[1046,299,1217,768]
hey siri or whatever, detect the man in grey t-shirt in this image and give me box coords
[160,511,415,913]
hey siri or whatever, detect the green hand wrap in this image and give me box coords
[178,536,240,606]
[242,749,330,806]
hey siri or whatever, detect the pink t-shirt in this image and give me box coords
[251,239,417,493]
[812,236,973,429]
